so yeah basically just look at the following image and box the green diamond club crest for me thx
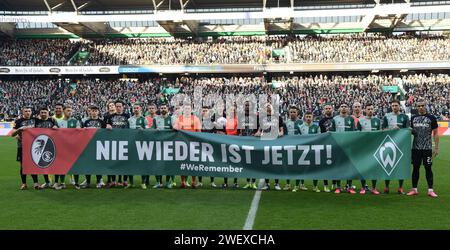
[373,135,404,176]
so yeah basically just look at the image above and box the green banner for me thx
[162,87,180,94]
[22,129,411,180]
[383,86,399,93]
[272,48,285,57]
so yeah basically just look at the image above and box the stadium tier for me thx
[1,73,448,125]
[1,34,449,66]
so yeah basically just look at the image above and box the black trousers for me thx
[411,149,433,189]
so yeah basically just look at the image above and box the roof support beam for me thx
[4,4,448,22]
[70,0,78,12]
[43,0,51,12]
[54,21,109,37]
[184,20,198,36]
[263,0,267,10]
[52,3,65,11]
[179,0,190,10]
[153,0,166,13]
[43,0,65,13]
[77,2,90,11]
[0,23,15,37]
[290,0,294,9]
[157,20,177,35]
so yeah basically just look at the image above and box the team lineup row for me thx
[11,98,439,197]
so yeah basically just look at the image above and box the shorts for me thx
[411,149,432,167]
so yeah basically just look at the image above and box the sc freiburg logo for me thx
[31,135,56,169]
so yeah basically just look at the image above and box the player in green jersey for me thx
[296,111,322,193]
[331,103,356,194]
[152,103,176,189]
[127,103,149,189]
[382,100,409,195]
[282,106,302,191]
[55,105,81,190]
[356,103,381,195]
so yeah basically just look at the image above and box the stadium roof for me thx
[1,0,449,38]
[0,0,433,12]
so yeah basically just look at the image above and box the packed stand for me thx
[1,73,448,121]
[0,39,80,66]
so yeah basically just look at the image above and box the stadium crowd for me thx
[1,73,449,121]
[0,39,80,66]
[1,34,449,66]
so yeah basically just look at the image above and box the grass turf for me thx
[0,136,448,229]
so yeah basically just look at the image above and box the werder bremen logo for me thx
[373,135,404,176]
[31,134,56,169]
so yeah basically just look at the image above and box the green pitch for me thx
[0,136,449,229]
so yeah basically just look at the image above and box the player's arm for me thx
[431,116,439,157]
[144,118,149,129]
[382,116,388,130]
[11,119,22,137]
[278,118,284,137]
[433,128,439,157]
[319,120,325,133]
[173,118,180,130]
[195,117,202,132]
[104,116,112,129]
[403,115,410,128]
[254,127,262,137]
[356,121,362,131]
[52,118,59,128]
[151,118,157,129]
[330,119,336,132]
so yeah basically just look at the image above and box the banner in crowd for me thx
[22,129,411,179]
[0,66,119,75]
[118,62,450,74]
[0,62,448,75]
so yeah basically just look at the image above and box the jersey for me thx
[319,116,333,133]
[259,115,284,136]
[239,115,259,136]
[105,113,130,128]
[331,115,355,132]
[299,123,320,135]
[57,118,81,128]
[35,117,59,128]
[173,115,201,132]
[13,117,35,148]
[145,115,156,128]
[128,115,149,129]
[152,115,173,130]
[357,117,381,132]
[283,118,302,135]
[351,114,364,127]
[83,118,106,128]
[411,113,438,150]
[52,115,65,122]
[201,114,216,133]
[382,112,409,129]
